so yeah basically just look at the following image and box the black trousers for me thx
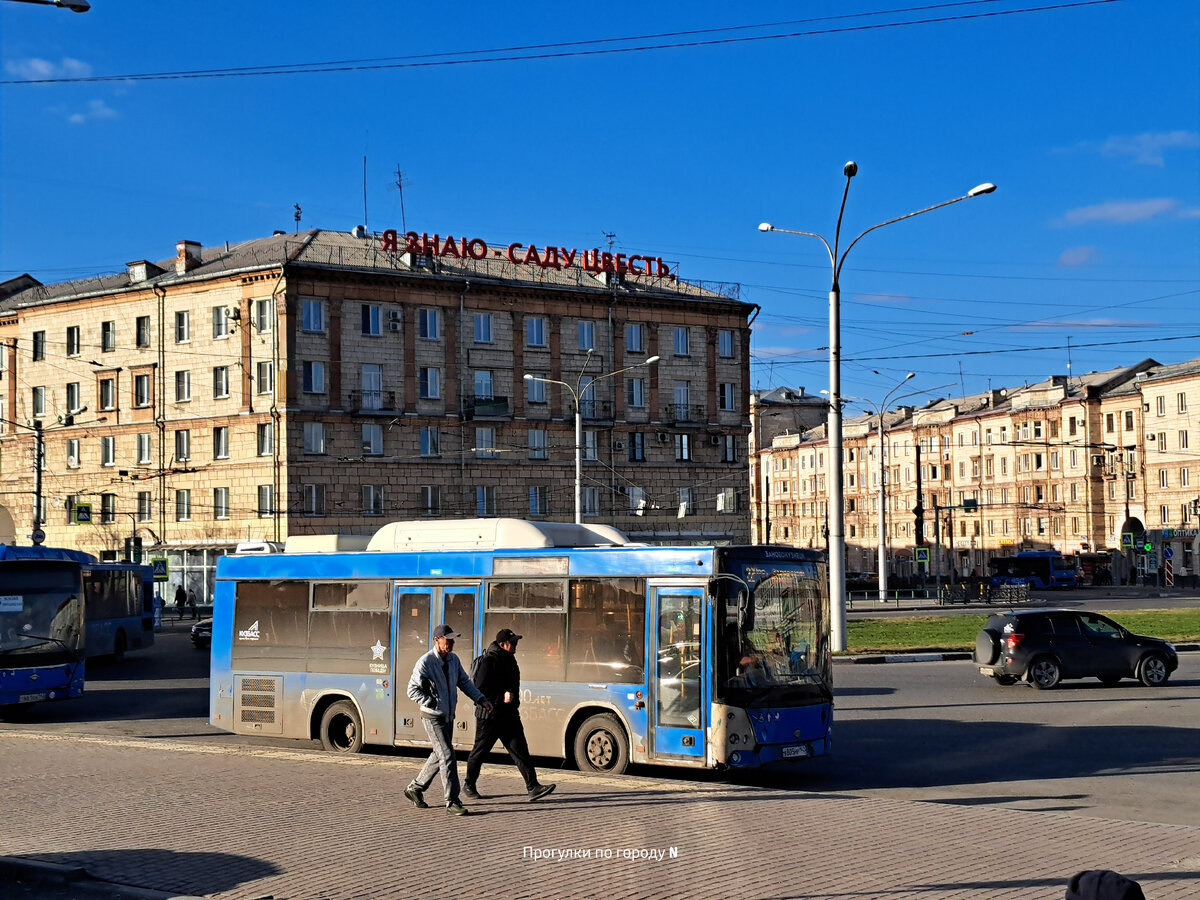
[464,710,538,791]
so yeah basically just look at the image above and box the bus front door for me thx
[438,586,479,750]
[649,586,706,762]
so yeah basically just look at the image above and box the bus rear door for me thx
[648,585,707,763]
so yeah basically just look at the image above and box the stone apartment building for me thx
[752,357,1200,585]
[0,228,754,597]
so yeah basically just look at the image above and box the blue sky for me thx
[2,0,1197,412]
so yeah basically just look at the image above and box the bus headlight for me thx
[730,733,739,744]
[730,751,742,765]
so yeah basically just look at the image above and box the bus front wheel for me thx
[319,700,364,753]
[573,714,629,775]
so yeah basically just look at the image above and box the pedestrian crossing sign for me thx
[150,558,169,581]
[915,547,930,563]
[73,503,92,525]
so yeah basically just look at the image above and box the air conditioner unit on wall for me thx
[709,434,721,446]
[656,432,671,444]
[388,321,402,332]
[613,441,625,450]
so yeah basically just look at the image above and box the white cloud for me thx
[1097,130,1200,167]
[1011,318,1158,331]
[67,99,118,125]
[3,57,92,80]
[856,292,911,305]
[1057,246,1098,267]
[1055,198,1179,226]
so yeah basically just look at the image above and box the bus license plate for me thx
[18,693,47,704]
[781,744,810,759]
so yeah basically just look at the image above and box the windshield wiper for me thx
[0,633,81,659]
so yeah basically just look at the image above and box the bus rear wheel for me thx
[573,714,629,775]
[319,700,364,753]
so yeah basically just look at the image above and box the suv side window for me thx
[1019,614,1051,635]
[1044,613,1080,635]
[1078,613,1122,639]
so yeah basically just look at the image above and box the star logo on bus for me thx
[370,640,387,660]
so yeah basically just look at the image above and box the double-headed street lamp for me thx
[524,356,659,524]
[760,162,995,651]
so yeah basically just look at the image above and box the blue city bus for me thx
[988,550,1078,590]
[0,547,87,712]
[209,519,831,773]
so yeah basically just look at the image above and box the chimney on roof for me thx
[175,240,202,275]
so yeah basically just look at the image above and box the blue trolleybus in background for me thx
[0,547,87,712]
[209,519,831,773]
[988,550,1078,590]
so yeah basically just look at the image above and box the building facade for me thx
[0,229,754,597]
[753,359,1200,586]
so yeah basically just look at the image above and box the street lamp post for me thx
[760,163,995,651]
[524,356,659,524]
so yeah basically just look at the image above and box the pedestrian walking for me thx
[174,585,186,621]
[187,587,199,620]
[404,624,493,816]
[152,592,164,629]
[463,628,556,802]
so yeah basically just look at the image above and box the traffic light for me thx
[124,536,143,563]
[914,510,925,546]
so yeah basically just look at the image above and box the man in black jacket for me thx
[463,628,556,802]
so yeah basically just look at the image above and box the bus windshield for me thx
[716,552,831,707]
[0,565,85,661]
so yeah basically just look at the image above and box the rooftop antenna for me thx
[362,155,369,233]
[1066,336,1074,386]
[603,231,616,253]
[394,166,409,233]
[958,361,967,398]
[293,204,302,231]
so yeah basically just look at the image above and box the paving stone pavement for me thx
[2,732,1197,900]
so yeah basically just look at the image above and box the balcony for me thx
[348,390,399,414]
[662,402,707,424]
[580,399,613,421]
[464,395,511,419]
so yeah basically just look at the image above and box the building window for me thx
[1156,396,1165,417]
[629,486,647,513]
[362,304,381,336]
[420,485,441,516]
[1181,431,1190,450]
[257,423,274,456]
[303,484,326,517]
[625,322,644,353]
[678,487,694,517]
[136,316,151,348]
[213,366,230,399]
[628,432,644,462]
[529,485,549,517]
[420,426,440,457]
[31,386,45,416]
[66,326,80,357]
[476,486,497,517]
[176,490,192,522]
[1160,504,1170,525]
[578,321,595,350]
[302,361,326,394]
[363,484,384,517]
[257,485,274,517]
[362,423,383,456]
[526,374,546,404]
[65,381,80,414]
[474,370,494,400]
[718,382,736,412]
[136,432,151,464]
[528,429,548,460]
[256,361,274,395]
[212,426,229,459]
[718,488,737,514]
[1160,469,1169,488]
[583,430,598,461]
[66,438,80,469]
[1124,410,1135,430]
[174,371,191,402]
[583,486,600,517]
[474,312,492,343]
[175,311,190,343]
[718,329,734,358]
[1178,392,1187,414]
[134,374,151,408]
[212,306,231,339]
[475,426,496,457]
[174,429,190,461]
[1182,468,1191,487]
[301,299,326,333]
[361,364,383,410]
[213,487,230,520]
[100,493,116,524]
[254,298,272,333]
[626,378,645,409]
[418,308,439,340]
[419,367,440,399]
[673,326,690,356]
[1157,432,1167,451]
[32,331,45,361]
[722,434,737,463]
[96,320,115,352]
[96,378,115,411]
[526,316,547,347]
[672,381,690,419]
[303,422,326,454]
[675,433,691,461]
[137,492,152,522]
[1105,413,1114,433]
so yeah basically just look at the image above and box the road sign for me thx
[1121,532,1133,548]
[1163,546,1174,560]
[150,558,169,581]
[74,504,93,525]
[915,547,930,563]
[31,527,46,545]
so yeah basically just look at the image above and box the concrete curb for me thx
[836,644,1199,664]
[0,856,204,900]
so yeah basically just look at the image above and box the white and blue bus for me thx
[209,519,831,773]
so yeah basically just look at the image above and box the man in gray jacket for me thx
[405,624,492,815]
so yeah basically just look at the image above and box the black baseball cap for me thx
[432,624,460,640]
[496,628,523,643]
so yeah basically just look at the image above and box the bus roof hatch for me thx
[366,518,629,552]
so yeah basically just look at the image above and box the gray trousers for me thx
[411,717,459,804]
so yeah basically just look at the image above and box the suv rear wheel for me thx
[1027,655,1062,690]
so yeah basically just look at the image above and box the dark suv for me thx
[974,609,1177,689]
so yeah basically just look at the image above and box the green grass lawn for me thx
[844,608,1200,654]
